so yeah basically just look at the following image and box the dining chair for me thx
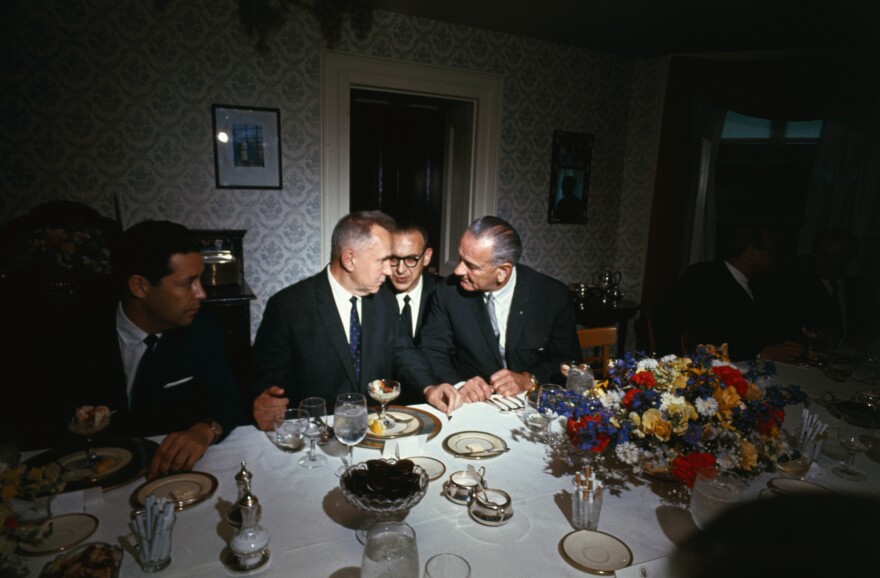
[577,326,617,379]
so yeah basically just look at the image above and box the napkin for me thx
[382,434,427,460]
[50,487,104,516]
[615,556,672,578]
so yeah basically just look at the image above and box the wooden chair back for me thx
[577,326,617,378]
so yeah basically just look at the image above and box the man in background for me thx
[404,216,581,414]
[387,222,442,345]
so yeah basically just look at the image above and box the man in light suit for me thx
[406,216,581,414]
[250,211,402,430]
[77,221,243,479]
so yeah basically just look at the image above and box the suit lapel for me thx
[315,272,358,389]
[474,290,504,368]
[505,269,529,357]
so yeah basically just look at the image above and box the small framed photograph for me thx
[548,130,594,224]
[212,104,282,189]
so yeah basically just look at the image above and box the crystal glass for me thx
[334,393,368,476]
[520,386,560,433]
[424,553,471,578]
[298,398,328,469]
[361,521,419,578]
[832,410,875,481]
[368,379,401,428]
[68,405,112,468]
[274,408,308,453]
[689,466,744,529]
[565,362,595,395]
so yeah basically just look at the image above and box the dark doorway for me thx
[350,89,462,268]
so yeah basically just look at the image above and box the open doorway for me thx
[350,89,471,274]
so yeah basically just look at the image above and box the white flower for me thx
[614,441,642,465]
[716,453,738,470]
[636,358,659,372]
[695,397,718,417]
[710,359,736,369]
[659,392,686,411]
[659,354,678,364]
[600,390,623,409]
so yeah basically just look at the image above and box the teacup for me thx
[468,488,513,526]
[443,467,486,505]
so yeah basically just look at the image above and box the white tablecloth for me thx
[24,363,880,577]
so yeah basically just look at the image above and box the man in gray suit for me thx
[250,211,399,430]
[407,216,581,414]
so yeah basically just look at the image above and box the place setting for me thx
[442,431,509,459]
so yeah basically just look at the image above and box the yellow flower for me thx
[0,484,16,500]
[739,441,758,470]
[640,408,672,442]
[665,402,698,434]
[743,382,762,401]
[713,385,741,412]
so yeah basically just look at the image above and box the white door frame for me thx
[320,50,503,265]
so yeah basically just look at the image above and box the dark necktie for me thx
[130,334,159,409]
[486,294,506,367]
[349,296,362,382]
[401,295,413,339]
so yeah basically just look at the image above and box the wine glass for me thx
[68,405,112,468]
[368,379,401,428]
[334,392,368,476]
[298,398,328,469]
[274,408,308,453]
[832,410,875,481]
[689,466,744,529]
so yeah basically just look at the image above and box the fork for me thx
[484,398,512,413]
[492,395,524,411]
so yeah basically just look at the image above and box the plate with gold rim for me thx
[559,529,633,575]
[19,513,99,555]
[130,471,218,511]
[359,406,442,448]
[442,431,507,459]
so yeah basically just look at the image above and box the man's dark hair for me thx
[112,220,200,290]
[330,211,397,261]
[813,228,860,256]
[468,216,522,266]
[720,224,767,260]
[396,221,430,249]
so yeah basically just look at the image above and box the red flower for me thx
[757,408,786,435]
[630,371,657,389]
[670,452,716,487]
[622,389,639,408]
[566,415,611,453]
[5,515,18,530]
[711,366,749,396]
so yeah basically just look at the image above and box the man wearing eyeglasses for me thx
[387,223,442,345]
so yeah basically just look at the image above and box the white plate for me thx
[559,530,633,575]
[53,447,133,482]
[19,513,98,555]
[130,471,218,511]
[766,477,833,496]
[408,456,446,481]
[367,410,421,438]
[442,431,508,459]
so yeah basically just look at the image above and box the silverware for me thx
[457,447,511,457]
[485,399,511,413]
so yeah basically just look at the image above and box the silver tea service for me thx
[443,466,486,505]
[468,488,513,526]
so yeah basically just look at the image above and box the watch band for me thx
[201,418,221,444]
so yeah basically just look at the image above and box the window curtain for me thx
[641,52,874,317]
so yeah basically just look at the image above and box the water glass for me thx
[424,553,471,578]
[361,521,419,578]
[274,408,308,453]
[298,398,328,468]
[832,410,875,481]
[335,392,368,476]
[565,362,595,395]
[689,466,744,529]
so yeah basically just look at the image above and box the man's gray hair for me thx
[467,216,522,266]
[330,211,397,261]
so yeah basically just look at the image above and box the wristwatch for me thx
[527,372,539,393]
[201,418,222,444]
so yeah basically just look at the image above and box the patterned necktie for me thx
[349,296,362,382]
[401,295,414,339]
[486,293,506,367]
[130,334,159,409]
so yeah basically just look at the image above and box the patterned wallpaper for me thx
[2,0,662,343]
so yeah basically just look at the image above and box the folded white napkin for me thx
[382,434,428,460]
[50,487,103,516]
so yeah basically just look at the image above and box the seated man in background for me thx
[403,216,581,414]
[790,228,874,348]
[251,211,410,429]
[387,222,442,345]
[654,224,802,362]
[72,220,243,478]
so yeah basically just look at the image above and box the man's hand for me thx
[490,369,532,396]
[424,383,464,415]
[147,423,213,480]
[760,341,806,364]
[460,376,493,401]
[253,386,288,431]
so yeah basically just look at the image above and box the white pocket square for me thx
[163,376,194,388]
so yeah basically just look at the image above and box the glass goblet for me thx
[832,410,875,481]
[298,402,328,469]
[334,392,368,476]
[689,466,744,529]
[368,379,401,428]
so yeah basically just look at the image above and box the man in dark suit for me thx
[405,216,581,413]
[387,223,442,344]
[250,211,403,430]
[77,221,243,479]
[655,225,802,361]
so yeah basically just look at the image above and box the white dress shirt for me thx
[327,267,360,344]
[395,275,424,338]
[485,266,518,350]
[724,261,754,301]
[116,302,162,402]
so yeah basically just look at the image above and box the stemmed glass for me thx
[334,392,368,476]
[832,410,875,481]
[689,466,744,529]
[298,397,328,469]
[68,405,112,468]
[368,379,401,428]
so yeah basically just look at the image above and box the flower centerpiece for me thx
[552,345,809,487]
[1,463,66,568]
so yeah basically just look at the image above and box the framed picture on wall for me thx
[212,104,282,189]
[548,130,594,224]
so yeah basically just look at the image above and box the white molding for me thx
[321,50,503,265]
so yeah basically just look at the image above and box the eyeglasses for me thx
[389,249,427,268]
